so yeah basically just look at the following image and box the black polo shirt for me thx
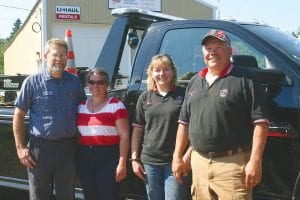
[179,65,269,153]
[133,86,185,164]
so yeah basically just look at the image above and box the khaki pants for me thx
[191,149,252,200]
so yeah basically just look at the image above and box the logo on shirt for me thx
[145,100,152,106]
[43,91,53,96]
[219,89,229,97]
[188,90,197,96]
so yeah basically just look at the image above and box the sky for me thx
[0,0,36,38]
[0,0,299,39]
[207,0,300,33]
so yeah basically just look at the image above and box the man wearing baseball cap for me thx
[201,29,232,47]
[172,29,269,199]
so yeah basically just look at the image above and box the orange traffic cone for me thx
[65,29,77,75]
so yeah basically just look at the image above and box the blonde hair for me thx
[44,38,68,54]
[147,54,178,91]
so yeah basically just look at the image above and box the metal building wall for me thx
[4,0,215,75]
[47,0,114,25]
[162,0,214,19]
[47,0,214,24]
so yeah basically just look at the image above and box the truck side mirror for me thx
[127,30,139,49]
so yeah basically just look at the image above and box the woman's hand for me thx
[132,160,146,181]
[115,162,127,182]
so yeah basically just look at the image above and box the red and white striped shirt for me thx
[77,97,128,146]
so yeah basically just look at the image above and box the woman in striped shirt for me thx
[76,68,129,200]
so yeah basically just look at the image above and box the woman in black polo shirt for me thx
[131,54,189,200]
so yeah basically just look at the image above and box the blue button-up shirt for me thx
[15,70,86,140]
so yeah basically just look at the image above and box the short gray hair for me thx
[44,38,68,54]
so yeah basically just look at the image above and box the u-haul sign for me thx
[56,6,80,20]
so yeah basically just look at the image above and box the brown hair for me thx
[146,54,178,91]
[85,67,110,84]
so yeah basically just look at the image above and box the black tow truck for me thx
[1,8,300,200]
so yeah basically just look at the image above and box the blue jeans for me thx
[144,163,188,200]
[77,145,120,200]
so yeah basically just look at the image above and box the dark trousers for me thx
[77,145,120,200]
[28,136,77,200]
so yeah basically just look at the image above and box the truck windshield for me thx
[243,25,300,64]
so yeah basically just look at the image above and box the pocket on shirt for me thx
[35,93,55,114]
[42,95,54,113]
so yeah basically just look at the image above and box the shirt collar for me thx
[199,62,234,78]
[42,69,69,81]
[153,84,177,93]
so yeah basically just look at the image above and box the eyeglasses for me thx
[87,80,106,85]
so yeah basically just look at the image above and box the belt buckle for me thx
[208,152,217,158]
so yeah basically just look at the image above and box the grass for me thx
[0,126,27,179]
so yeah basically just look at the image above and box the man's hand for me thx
[17,147,36,169]
[172,123,190,184]
[245,159,262,189]
[245,122,268,189]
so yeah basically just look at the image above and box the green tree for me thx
[0,18,22,74]
[9,18,22,40]
[0,39,8,74]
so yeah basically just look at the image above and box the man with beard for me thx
[13,38,86,200]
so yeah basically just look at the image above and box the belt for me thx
[201,144,251,159]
